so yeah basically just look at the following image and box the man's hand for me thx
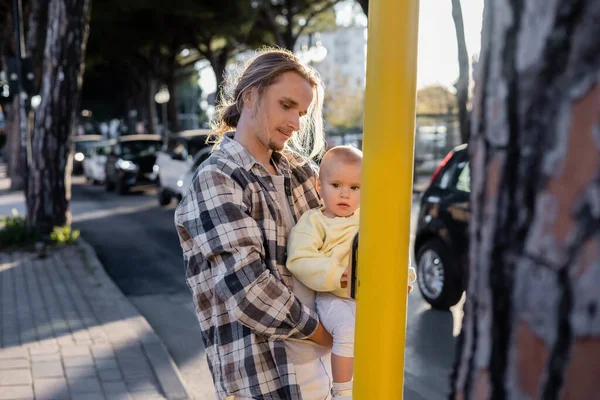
[307,322,333,348]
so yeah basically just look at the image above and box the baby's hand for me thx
[340,267,349,289]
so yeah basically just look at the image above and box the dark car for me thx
[414,144,470,310]
[105,134,163,195]
[71,135,103,175]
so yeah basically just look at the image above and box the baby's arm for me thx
[287,228,347,293]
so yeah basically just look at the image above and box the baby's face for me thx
[319,160,361,218]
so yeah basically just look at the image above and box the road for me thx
[1,175,464,399]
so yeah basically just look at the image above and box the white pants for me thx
[224,356,331,400]
[295,355,332,400]
[316,293,356,358]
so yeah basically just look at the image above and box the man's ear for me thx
[242,89,254,110]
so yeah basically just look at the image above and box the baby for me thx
[287,145,416,399]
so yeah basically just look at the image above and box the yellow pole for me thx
[354,0,419,398]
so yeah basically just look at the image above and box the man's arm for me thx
[175,166,318,341]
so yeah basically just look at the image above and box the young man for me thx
[175,49,333,399]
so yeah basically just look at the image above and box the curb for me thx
[77,238,190,400]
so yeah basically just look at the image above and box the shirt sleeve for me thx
[175,166,318,340]
[286,215,347,293]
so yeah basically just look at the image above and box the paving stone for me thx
[28,344,59,355]
[30,354,61,363]
[101,380,128,394]
[0,369,32,385]
[0,385,34,400]
[32,361,64,378]
[68,377,102,393]
[71,394,107,400]
[33,377,69,400]
[61,345,90,357]
[63,356,94,368]
[98,367,124,382]
[91,345,114,360]
[0,358,29,370]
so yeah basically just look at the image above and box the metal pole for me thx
[353,0,420,398]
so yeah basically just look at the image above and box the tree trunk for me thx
[27,0,91,235]
[5,98,25,190]
[451,1,600,398]
[451,0,469,144]
[146,76,157,135]
[208,46,230,106]
[165,75,179,134]
[25,0,49,92]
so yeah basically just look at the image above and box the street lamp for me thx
[154,87,170,140]
[31,95,41,109]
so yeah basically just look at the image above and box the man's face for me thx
[319,160,361,218]
[251,71,314,152]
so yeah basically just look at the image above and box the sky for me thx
[335,0,485,89]
[414,0,484,89]
[197,0,485,100]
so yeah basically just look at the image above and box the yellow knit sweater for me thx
[287,207,359,299]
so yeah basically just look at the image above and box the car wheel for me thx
[157,185,172,206]
[416,238,463,310]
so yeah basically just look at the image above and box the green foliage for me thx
[49,226,80,246]
[0,210,39,249]
[0,210,80,250]
[416,85,458,115]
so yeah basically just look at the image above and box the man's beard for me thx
[268,137,286,152]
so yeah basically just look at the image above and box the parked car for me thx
[105,134,162,195]
[413,144,470,310]
[83,140,113,184]
[155,129,212,205]
[72,135,103,175]
[178,146,213,198]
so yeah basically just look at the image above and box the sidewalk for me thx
[0,241,189,400]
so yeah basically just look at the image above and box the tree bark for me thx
[145,75,157,135]
[451,1,600,398]
[5,97,24,190]
[208,45,230,106]
[25,0,49,92]
[27,0,91,235]
[165,66,179,134]
[451,0,469,144]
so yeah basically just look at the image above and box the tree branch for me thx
[294,0,339,42]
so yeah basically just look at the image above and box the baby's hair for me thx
[319,145,363,180]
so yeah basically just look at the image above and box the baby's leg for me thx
[316,294,356,397]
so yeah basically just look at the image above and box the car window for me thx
[455,162,470,192]
[172,142,186,159]
[166,138,178,154]
[96,146,109,156]
[439,160,460,189]
[192,150,211,170]
[187,136,209,158]
[120,140,161,159]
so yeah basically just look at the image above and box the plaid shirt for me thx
[174,136,323,400]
